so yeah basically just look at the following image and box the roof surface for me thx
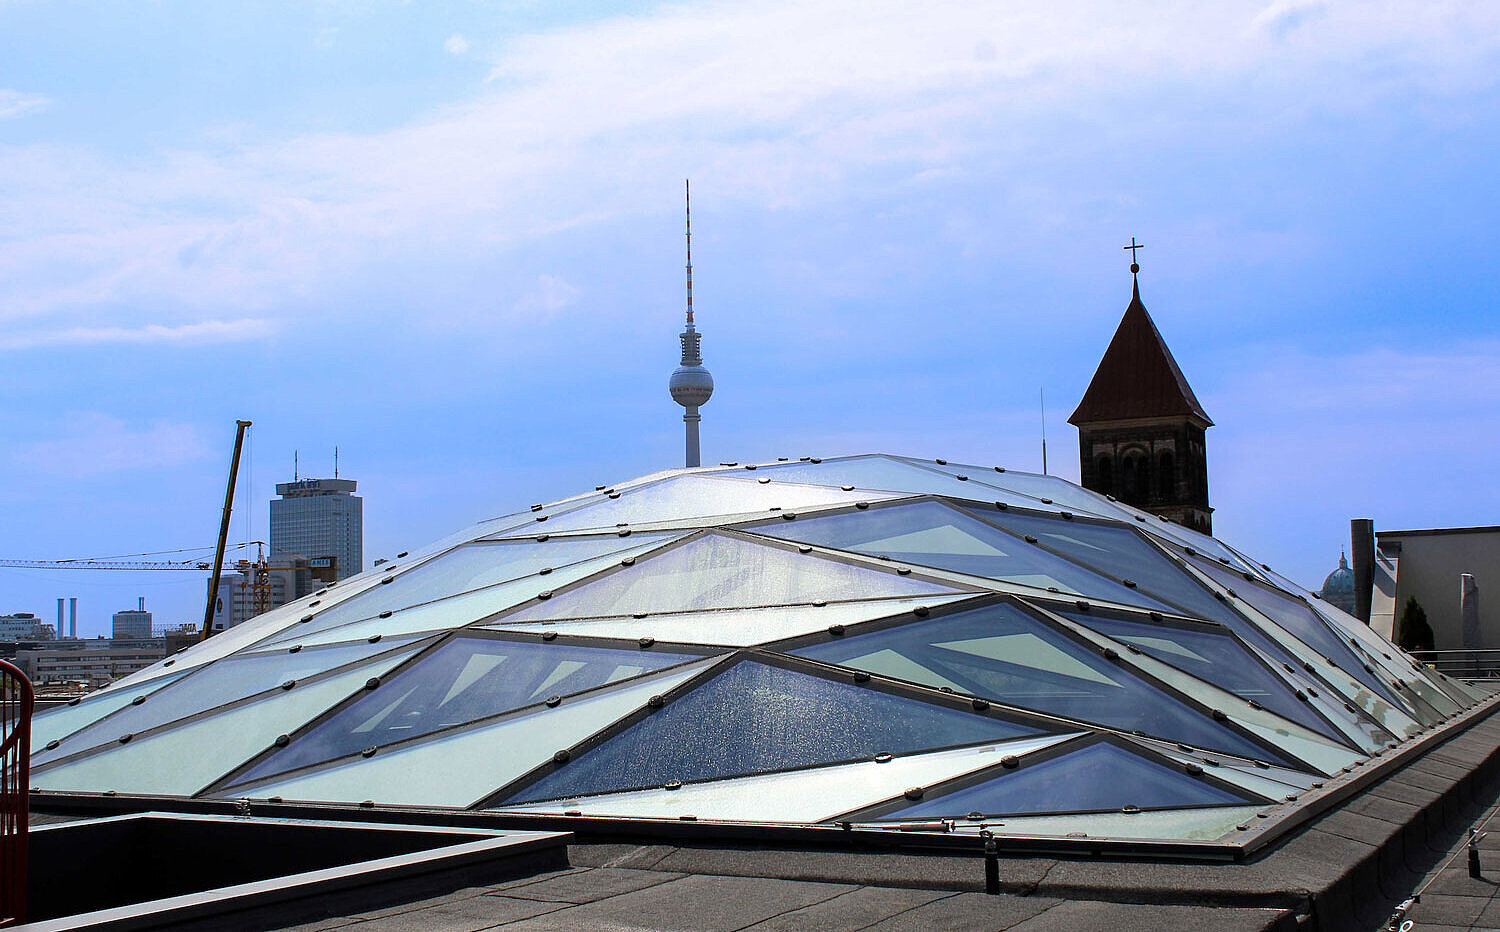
[1068,279,1213,426]
[26,454,1486,852]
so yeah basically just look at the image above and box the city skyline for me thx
[1,1,1497,634]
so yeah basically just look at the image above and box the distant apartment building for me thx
[111,597,153,639]
[270,477,363,582]
[0,612,56,641]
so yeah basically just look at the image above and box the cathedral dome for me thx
[1320,553,1356,615]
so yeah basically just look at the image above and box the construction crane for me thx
[0,557,214,571]
[202,420,252,641]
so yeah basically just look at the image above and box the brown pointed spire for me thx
[1068,278,1212,426]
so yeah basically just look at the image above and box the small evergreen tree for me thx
[1396,596,1434,652]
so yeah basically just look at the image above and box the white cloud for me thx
[444,33,469,56]
[1252,0,1330,36]
[0,89,51,120]
[0,318,274,350]
[0,0,1496,335]
[512,273,580,319]
[315,27,339,49]
[11,415,211,477]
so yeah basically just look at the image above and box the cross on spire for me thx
[1123,237,1144,274]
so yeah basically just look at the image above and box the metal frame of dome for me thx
[28,454,1497,858]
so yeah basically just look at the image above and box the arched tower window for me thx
[1096,455,1113,492]
[1121,453,1142,503]
[1158,452,1174,499]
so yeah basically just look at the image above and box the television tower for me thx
[669,179,714,467]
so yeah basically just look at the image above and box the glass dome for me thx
[29,455,1485,844]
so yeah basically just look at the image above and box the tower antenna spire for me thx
[685,178,694,329]
[668,178,714,467]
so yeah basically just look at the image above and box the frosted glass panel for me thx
[897,457,1124,518]
[756,501,1172,609]
[1191,556,1405,708]
[1155,748,1315,800]
[737,456,1037,507]
[497,533,960,623]
[253,535,680,647]
[225,636,703,786]
[496,734,1076,822]
[32,639,417,767]
[484,594,976,646]
[1056,609,1335,739]
[497,475,902,535]
[32,648,421,796]
[793,602,1288,766]
[31,672,188,748]
[967,507,1244,623]
[235,661,717,808]
[257,537,679,647]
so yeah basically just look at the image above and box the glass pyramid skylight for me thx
[30,455,1485,844]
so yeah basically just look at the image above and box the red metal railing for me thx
[0,660,33,927]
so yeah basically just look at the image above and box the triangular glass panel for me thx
[220,635,708,788]
[494,734,1077,823]
[502,658,1047,804]
[492,475,900,537]
[1189,555,1406,708]
[253,536,679,648]
[958,506,1244,623]
[1052,608,1340,741]
[1153,746,1318,800]
[32,639,426,768]
[251,535,680,648]
[791,602,1291,765]
[729,455,1034,507]
[30,671,190,749]
[892,456,1121,518]
[228,660,719,808]
[864,740,1263,820]
[868,806,1265,841]
[493,532,961,623]
[482,594,977,646]
[751,500,1173,609]
[31,646,423,797]
[1044,611,1365,772]
[1304,596,1469,716]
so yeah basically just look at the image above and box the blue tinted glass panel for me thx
[793,603,1290,766]
[754,501,1172,610]
[225,636,702,787]
[959,506,1242,623]
[878,741,1255,818]
[505,660,1040,803]
[1057,611,1340,740]
[1191,557,1404,706]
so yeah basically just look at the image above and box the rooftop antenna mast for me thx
[1040,388,1048,476]
[334,445,339,479]
[668,179,714,467]
[293,450,298,482]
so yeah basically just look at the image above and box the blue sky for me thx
[1,0,1496,636]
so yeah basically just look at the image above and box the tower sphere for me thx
[670,365,714,408]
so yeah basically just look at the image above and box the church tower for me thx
[1069,245,1213,533]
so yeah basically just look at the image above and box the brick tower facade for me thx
[1069,275,1213,533]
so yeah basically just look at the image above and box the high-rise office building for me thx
[269,477,363,581]
[111,597,153,639]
